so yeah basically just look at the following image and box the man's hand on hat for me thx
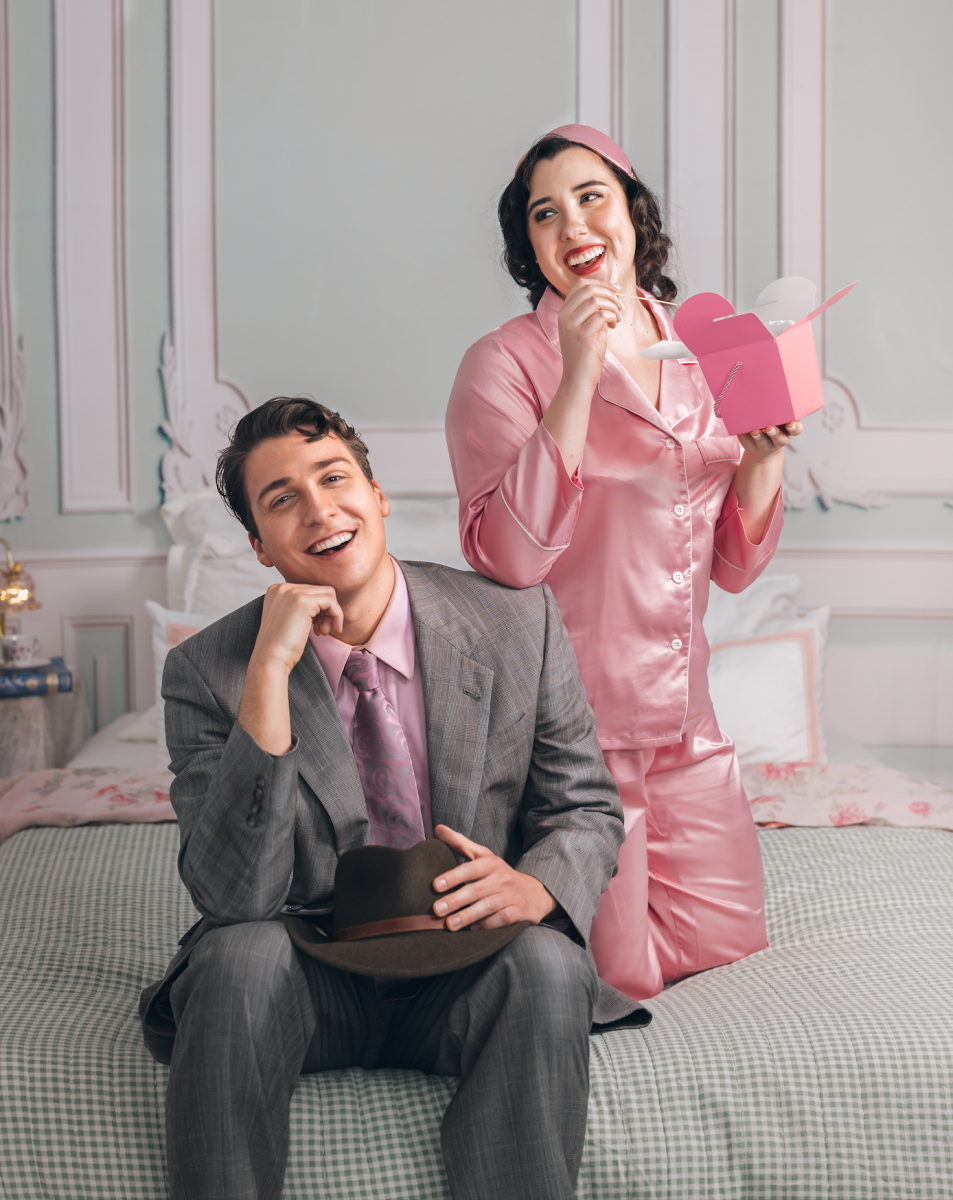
[431,825,557,931]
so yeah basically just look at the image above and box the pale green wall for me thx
[7,0,171,552]
[213,0,576,424]
[5,0,952,554]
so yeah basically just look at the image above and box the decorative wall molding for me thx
[0,0,27,521]
[62,613,134,730]
[770,544,953,619]
[161,0,249,501]
[18,550,165,712]
[778,0,953,509]
[666,0,737,302]
[577,0,625,144]
[21,549,167,568]
[54,0,132,513]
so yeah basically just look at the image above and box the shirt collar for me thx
[309,558,416,692]
[536,285,693,431]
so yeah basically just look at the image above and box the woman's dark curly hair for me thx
[498,135,677,310]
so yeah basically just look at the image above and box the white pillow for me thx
[183,533,282,618]
[114,705,158,743]
[708,606,830,764]
[161,487,238,545]
[161,488,260,612]
[704,574,802,644]
[145,602,217,767]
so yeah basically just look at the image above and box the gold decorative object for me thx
[0,537,41,636]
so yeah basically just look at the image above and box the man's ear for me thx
[372,479,390,519]
[248,530,275,569]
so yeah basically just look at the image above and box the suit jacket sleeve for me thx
[163,645,300,925]
[514,585,624,946]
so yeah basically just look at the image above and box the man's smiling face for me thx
[244,430,391,605]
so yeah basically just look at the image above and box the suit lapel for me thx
[402,563,493,841]
[287,641,369,853]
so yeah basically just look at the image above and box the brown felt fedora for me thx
[285,839,530,979]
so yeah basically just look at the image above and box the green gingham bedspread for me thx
[1,824,952,1198]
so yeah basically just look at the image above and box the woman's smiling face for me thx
[526,145,637,297]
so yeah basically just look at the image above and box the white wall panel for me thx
[667,0,736,300]
[578,0,625,143]
[54,0,131,512]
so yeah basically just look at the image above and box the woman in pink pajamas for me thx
[445,125,801,1002]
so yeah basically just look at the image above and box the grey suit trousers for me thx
[166,921,598,1200]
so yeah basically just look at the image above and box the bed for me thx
[3,820,952,1198]
[3,494,952,1197]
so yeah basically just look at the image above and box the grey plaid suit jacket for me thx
[140,561,633,1060]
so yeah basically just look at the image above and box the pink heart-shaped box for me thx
[673,281,857,435]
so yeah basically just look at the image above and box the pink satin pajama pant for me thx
[589,706,767,1002]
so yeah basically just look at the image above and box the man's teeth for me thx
[309,531,355,555]
[567,246,605,267]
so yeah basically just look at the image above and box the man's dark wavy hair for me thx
[498,135,677,310]
[216,396,373,540]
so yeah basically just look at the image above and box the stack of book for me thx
[0,656,73,698]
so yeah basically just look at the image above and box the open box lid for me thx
[670,277,858,357]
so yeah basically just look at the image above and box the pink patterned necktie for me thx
[343,649,424,849]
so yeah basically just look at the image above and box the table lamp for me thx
[0,537,41,636]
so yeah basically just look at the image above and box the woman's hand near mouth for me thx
[542,277,624,477]
[238,582,344,755]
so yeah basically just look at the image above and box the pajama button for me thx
[673,504,685,516]
[672,571,684,583]
[665,438,676,448]
[671,638,683,650]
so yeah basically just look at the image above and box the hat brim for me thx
[285,916,531,979]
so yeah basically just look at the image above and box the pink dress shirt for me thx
[446,287,783,751]
[308,560,433,837]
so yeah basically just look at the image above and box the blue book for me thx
[0,656,73,698]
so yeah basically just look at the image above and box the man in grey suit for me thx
[140,397,641,1200]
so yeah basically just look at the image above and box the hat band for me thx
[333,913,453,942]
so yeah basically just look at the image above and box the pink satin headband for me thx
[516,124,634,178]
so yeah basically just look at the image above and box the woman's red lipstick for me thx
[564,243,606,277]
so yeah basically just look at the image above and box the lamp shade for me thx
[0,538,41,615]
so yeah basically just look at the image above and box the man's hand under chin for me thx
[431,824,558,931]
[237,582,344,756]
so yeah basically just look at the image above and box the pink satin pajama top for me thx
[445,287,783,751]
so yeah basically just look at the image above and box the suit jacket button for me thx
[250,801,262,816]
[253,787,264,801]
[255,776,265,788]
[246,813,261,828]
